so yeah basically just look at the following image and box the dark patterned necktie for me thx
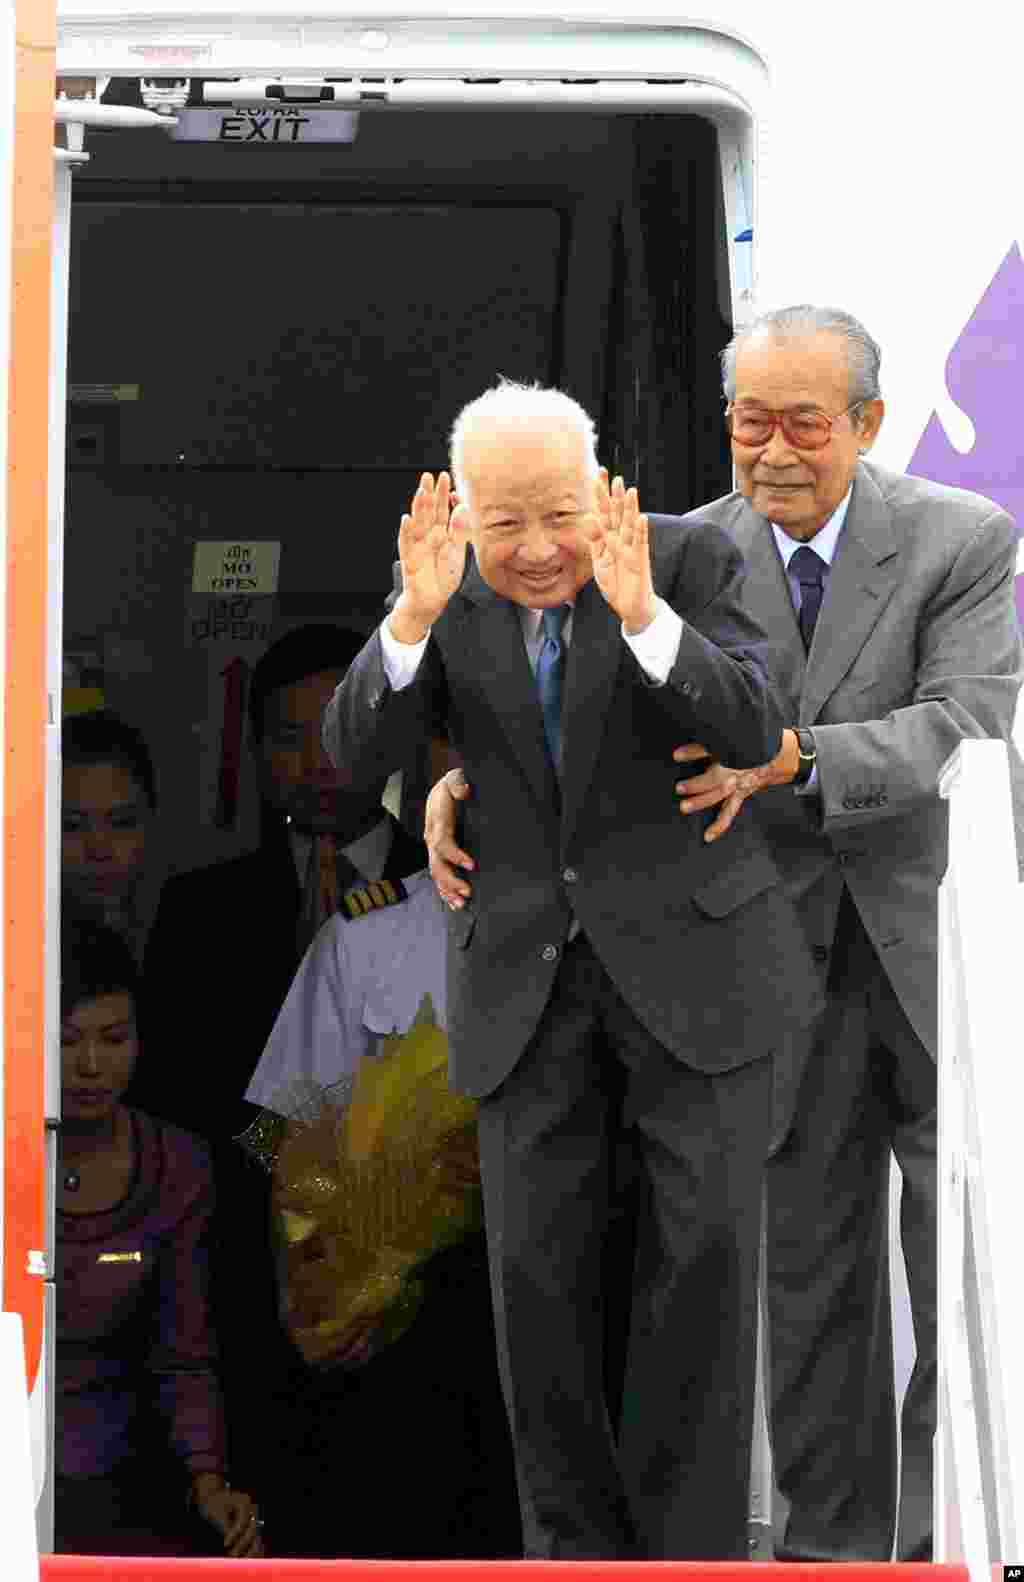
[296,833,363,955]
[789,545,827,652]
[536,605,568,770]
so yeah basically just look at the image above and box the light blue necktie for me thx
[536,605,568,770]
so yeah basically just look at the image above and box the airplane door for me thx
[29,87,180,1552]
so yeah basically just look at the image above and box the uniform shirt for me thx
[245,870,446,1113]
[288,813,394,889]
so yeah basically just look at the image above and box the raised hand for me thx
[584,469,657,634]
[390,472,470,644]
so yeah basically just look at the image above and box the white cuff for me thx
[380,616,430,692]
[621,597,684,686]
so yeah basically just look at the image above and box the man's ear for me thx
[449,501,473,542]
[856,398,885,452]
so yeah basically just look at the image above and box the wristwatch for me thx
[792,727,817,789]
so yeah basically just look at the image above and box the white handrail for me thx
[54,98,176,128]
[0,1314,38,1581]
[936,738,1024,1575]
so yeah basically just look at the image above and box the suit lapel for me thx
[454,556,559,812]
[801,466,902,724]
[560,577,623,853]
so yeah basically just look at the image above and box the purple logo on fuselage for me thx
[908,243,1024,623]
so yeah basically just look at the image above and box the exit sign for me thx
[171,107,359,144]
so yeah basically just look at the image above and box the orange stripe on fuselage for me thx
[3,0,55,1393]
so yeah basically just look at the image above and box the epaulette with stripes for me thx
[341,877,409,920]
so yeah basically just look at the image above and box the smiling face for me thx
[62,760,150,912]
[462,418,596,608]
[730,331,884,541]
[60,991,138,1128]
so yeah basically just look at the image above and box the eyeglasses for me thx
[725,400,864,452]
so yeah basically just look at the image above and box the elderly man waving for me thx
[429,315,1024,1562]
[323,382,818,1561]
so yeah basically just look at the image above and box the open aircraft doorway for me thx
[58,55,757,879]
[44,13,770,1561]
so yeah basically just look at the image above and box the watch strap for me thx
[792,727,817,788]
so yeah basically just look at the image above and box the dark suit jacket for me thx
[325,513,821,1097]
[715,459,1024,1060]
[134,813,427,1140]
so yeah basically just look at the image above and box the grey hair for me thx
[449,380,599,508]
[720,305,882,409]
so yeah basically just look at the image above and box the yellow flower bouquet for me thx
[240,994,481,1365]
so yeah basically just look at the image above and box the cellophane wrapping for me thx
[238,993,481,1363]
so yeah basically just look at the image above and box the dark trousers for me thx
[766,891,937,1562]
[266,1233,522,1560]
[476,934,771,1560]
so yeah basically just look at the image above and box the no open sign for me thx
[192,540,281,595]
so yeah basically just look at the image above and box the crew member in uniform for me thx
[244,870,521,1558]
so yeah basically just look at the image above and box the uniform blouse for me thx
[57,1108,227,1481]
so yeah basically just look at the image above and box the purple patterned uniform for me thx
[57,1109,227,1481]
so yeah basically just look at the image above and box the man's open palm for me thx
[585,469,657,633]
[397,471,469,629]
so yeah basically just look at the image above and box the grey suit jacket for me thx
[325,513,821,1097]
[701,458,1024,1058]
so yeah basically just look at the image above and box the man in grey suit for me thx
[666,306,1023,1562]
[323,383,820,1559]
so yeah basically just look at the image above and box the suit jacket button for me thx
[812,945,829,963]
[541,944,559,962]
[562,868,579,884]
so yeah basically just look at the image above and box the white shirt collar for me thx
[289,814,393,885]
[771,485,853,571]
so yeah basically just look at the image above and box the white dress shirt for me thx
[379,591,685,692]
[770,487,852,610]
[770,487,853,795]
